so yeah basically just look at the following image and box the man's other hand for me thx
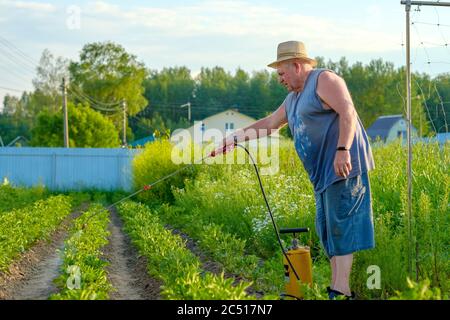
[334,150,352,178]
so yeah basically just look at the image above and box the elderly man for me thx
[214,41,375,299]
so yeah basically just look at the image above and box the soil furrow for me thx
[0,203,88,300]
[104,206,162,300]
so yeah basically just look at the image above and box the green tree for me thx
[248,70,272,117]
[30,102,120,147]
[267,71,288,109]
[0,115,30,146]
[142,66,195,122]
[416,73,450,134]
[2,94,21,116]
[0,49,70,145]
[1,93,32,144]
[194,67,234,119]
[31,49,69,114]
[230,68,251,109]
[132,112,167,140]
[69,42,148,117]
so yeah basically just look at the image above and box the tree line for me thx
[1,41,448,147]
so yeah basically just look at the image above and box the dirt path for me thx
[0,204,87,300]
[104,207,161,300]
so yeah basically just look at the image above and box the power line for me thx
[68,86,121,110]
[0,35,40,67]
[67,87,121,112]
[0,45,36,76]
[0,86,25,93]
[412,20,450,27]
[69,84,122,107]
[0,65,32,84]
[411,10,449,133]
[433,5,450,55]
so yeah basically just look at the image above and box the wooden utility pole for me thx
[62,77,69,148]
[180,102,191,123]
[122,100,127,147]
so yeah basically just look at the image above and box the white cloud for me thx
[0,0,56,13]
[86,0,400,53]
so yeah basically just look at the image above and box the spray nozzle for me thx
[280,227,309,249]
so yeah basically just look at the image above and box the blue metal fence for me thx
[0,147,142,191]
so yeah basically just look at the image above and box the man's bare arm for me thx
[317,71,357,148]
[213,104,288,155]
[317,71,357,177]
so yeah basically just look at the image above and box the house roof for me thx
[128,135,155,147]
[367,115,404,141]
[201,109,256,123]
[436,132,450,144]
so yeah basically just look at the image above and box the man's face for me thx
[277,62,300,92]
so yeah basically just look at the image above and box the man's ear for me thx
[293,61,302,74]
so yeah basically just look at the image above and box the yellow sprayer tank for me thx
[280,228,313,299]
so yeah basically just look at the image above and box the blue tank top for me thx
[284,68,375,194]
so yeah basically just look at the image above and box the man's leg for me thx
[332,254,353,296]
[330,256,337,289]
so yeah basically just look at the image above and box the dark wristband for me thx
[336,146,349,151]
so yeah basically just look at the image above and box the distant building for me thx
[367,115,418,143]
[171,108,279,146]
[418,132,450,146]
[435,132,450,144]
[128,135,155,148]
[0,136,29,147]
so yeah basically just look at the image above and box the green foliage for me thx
[50,204,112,300]
[142,67,195,125]
[134,139,448,299]
[415,73,450,134]
[132,139,199,204]
[0,184,47,213]
[298,262,333,300]
[352,141,449,299]
[116,201,252,300]
[66,192,91,208]
[0,94,32,144]
[0,195,72,271]
[32,48,70,113]
[162,271,252,300]
[0,50,69,144]
[390,278,445,300]
[153,203,283,295]
[198,224,259,275]
[69,41,147,117]
[30,102,120,147]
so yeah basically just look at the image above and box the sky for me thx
[1,0,450,105]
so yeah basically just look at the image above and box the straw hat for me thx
[268,41,317,68]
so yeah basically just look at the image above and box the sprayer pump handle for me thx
[279,227,309,234]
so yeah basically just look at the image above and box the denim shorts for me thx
[314,172,375,258]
